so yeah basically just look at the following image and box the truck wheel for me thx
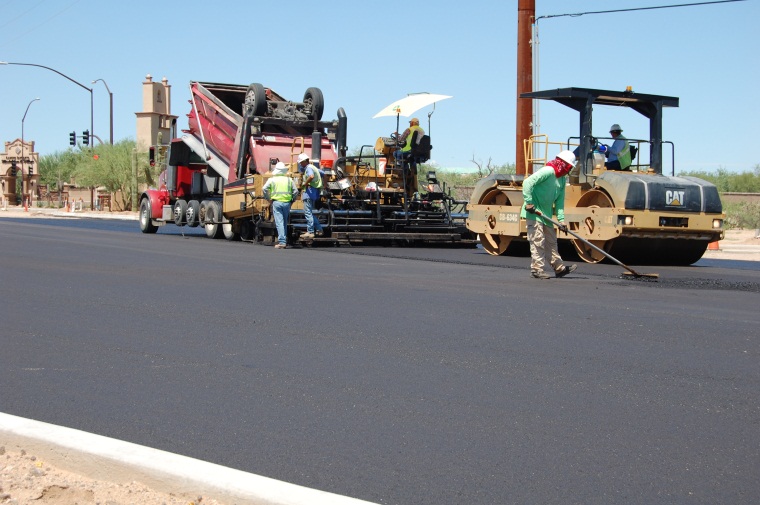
[202,200,224,239]
[173,200,187,226]
[186,200,200,227]
[303,87,324,121]
[139,198,158,234]
[223,221,240,241]
[244,83,267,117]
[240,219,254,241]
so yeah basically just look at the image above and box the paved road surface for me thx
[1,218,758,504]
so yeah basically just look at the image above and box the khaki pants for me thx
[527,220,565,273]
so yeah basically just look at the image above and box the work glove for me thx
[598,144,608,153]
[525,204,536,214]
[558,223,568,235]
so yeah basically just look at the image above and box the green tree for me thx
[73,140,152,211]
[678,165,760,193]
[38,140,154,211]
[38,150,81,193]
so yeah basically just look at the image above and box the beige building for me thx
[136,74,178,149]
[1,139,39,206]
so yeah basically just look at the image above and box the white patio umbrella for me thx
[373,92,452,135]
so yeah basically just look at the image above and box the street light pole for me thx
[0,61,94,145]
[92,78,113,145]
[21,97,40,207]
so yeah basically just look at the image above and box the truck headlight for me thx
[617,215,633,226]
[712,219,723,229]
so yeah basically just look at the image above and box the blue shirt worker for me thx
[297,153,324,239]
[262,162,298,249]
[600,123,632,171]
[521,150,578,279]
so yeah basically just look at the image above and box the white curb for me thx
[0,412,379,505]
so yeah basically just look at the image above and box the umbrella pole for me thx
[427,103,436,137]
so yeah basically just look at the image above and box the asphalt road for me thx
[1,218,759,504]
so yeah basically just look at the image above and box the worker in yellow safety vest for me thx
[394,117,425,164]
[600,123,632,171]
[262,162,298,249]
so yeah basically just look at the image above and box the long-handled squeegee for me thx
[533,210,659,281]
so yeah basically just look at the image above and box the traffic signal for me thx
[82,130,89,146]
[28,166,33,176]
[69,131,76,146]
[10,160,17,176]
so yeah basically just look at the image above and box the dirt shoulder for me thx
[702,228,760,262]
[0,445,226,505]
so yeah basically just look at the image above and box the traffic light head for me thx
[10,160,17,176]
[82,130,89,146]
[69,131,76,146]
[28,166,33,176]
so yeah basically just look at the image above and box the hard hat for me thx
[297,153,309,163]
[410,117,419,125]
[609,124,623,132]
[272,161,288,174]
[556,150,576,166]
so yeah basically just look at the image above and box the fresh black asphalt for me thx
[1,218,758,504]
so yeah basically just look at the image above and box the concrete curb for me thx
[0,412,379,505]
[0,208,138,220]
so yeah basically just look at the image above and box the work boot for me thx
[555,264,577,278]
[531,270,551,280]
[274,243,287,249]
[301,232,314,240]
[315,230,324,237]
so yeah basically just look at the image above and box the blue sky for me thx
[1,0,757,173]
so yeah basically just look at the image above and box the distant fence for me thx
[721,193,760,204]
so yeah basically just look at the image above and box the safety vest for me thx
[616,135,632,170]
[402,125,424,152]
[269,175,294,202]
[305,165,323,189]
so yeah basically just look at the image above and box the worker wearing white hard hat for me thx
[262,161,298,248]
[297,153,324,239]
[520,150,578,279]
[598,123,632,171]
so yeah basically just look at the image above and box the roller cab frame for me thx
[466,87,724,265]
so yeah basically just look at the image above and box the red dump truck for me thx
[138,81,470,245]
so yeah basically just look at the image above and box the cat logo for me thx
[665,189,685,206]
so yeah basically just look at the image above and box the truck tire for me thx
[173,200,187,226]
[223,221,240,241]
[244,83,267,117]
[303,87,324,121]
[186,200,200,227]
[139,198,158,234]
[202,200,224,239]
[240,219,255,241]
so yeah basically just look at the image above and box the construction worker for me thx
[393,117,425,164]
[521,150,578,279]
[600,124,632,171]
[262,161,298,249]
[297,153,324,239]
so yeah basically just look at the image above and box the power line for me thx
[536,0,746,21]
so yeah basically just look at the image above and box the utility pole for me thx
[516,0,535,176]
